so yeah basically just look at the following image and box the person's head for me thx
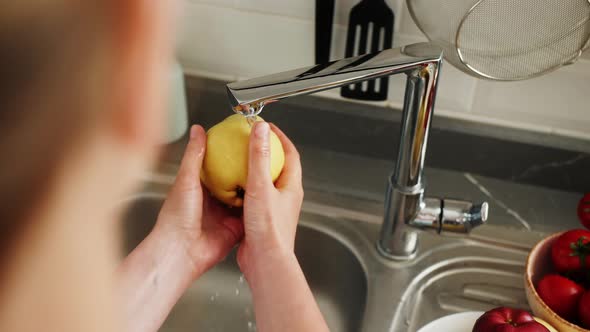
[0,1,179,258]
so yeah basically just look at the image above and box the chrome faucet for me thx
[226,43,489,260]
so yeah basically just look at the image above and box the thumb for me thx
[247,121,273,196]
[174,125,206,192]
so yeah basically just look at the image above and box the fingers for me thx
[197,214,244,275]
[270,124,302,193]
[202,192,220,220]
[247,121,274,195]
[174,125,206,192]
[203,191,242,220]
[219,216,245,245]
[208,215,244,264]
[202,193,244,252]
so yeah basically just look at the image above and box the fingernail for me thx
[190,125,199,139]
[255,122,269,138]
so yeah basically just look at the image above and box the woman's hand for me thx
[235,122,329,332]
[237,121,304,276]
[118,125,244,332]
[155,125,244,280]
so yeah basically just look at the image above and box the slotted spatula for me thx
[341,0,395,101]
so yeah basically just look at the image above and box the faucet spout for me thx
[227,43,443,114]
[226,42,488,261]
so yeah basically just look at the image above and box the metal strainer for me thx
[407,0,590,80]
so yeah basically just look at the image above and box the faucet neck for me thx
[226,43,443,115]
[393,65,440,191]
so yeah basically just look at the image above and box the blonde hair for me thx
[0,1,112,262]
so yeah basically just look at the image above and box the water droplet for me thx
[235,288,240,295]
[247,321,257,331]
[235,102,264,128]
[239,275,245,284]
[210,295,215,301]
[246,115,256,127]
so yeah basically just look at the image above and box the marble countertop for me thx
[297,146,581,234]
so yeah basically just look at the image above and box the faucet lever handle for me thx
[440,199,489,234]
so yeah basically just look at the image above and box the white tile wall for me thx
[237,0,314,20]
[472,60,590,135]
[190,0,235,8]
[178,2,313,80]
[178,0,590,141]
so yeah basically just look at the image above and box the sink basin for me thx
[392,240,531,331]
[121,173,548,332]
[121,194,368,332]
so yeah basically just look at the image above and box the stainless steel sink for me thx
[121,169,549,332]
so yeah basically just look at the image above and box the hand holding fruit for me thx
[154,125,245,280]
[198,115,304,276]
[236,121,305,276]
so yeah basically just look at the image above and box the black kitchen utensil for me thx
[315,0,336,64]
[341,0,394,101]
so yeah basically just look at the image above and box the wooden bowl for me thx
[525,232,589,332]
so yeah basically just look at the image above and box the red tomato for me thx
[537,274,585,321]
[551,229,590,273]
[472,307,549,332]
[579,193,590,230]
[580,291,590,329]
